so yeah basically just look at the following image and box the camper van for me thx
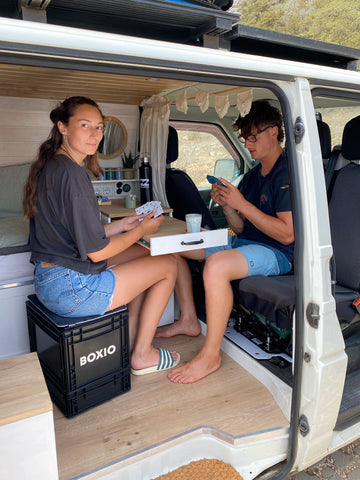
[1,1,360,479]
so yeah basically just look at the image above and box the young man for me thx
[158,99,294,384]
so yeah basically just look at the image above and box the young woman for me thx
[23,96,179,375]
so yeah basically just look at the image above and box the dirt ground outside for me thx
[292,439,360,480]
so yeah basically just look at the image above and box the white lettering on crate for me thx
[79,345,117,366]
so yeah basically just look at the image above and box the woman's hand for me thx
[90,211,164,263]
[120,214,144,232]
[138,210,164,236]
[104,215,144,238]
[104,212,163,238]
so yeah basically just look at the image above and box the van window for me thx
[168,121,242,228]
[169,121,241,189]
[316,105,360,148]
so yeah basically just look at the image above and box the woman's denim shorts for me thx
[34,262,116,317]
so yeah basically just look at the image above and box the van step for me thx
[224,318,292,363]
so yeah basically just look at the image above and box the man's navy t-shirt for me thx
[239,152,294,263]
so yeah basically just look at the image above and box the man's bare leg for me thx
[155,254,201,337]
[168,250,249,383]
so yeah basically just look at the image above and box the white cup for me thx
[185,213,202,233]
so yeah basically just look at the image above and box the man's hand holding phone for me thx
[207,175,227,187]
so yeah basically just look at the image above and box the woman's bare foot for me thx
[155,318,201,338]
[167,351,221,384]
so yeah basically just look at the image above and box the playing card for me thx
[136,201,163,219]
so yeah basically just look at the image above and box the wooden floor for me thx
[53,334,288,480]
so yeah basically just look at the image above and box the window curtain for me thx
[139,95,170,207]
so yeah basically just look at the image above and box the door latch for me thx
[294,116,305,144]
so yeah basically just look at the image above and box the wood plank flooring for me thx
[53,334,288,480]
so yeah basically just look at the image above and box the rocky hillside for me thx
[230,0,360,50]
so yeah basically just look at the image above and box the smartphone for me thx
[207,175,226,187]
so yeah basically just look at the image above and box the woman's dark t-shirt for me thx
[30,155,109,274]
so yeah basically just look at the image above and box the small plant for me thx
[121,151,139,169]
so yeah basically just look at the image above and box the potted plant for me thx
[121,151,139,179]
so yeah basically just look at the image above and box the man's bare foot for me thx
[167,352,221,384]
[155,318,201,338]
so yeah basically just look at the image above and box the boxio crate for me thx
[26,294,130,417]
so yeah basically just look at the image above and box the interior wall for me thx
[98,102,140,170]
[0,96,139,168]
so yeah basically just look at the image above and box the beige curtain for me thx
[139,95,170,207]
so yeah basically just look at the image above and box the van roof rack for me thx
[227,24,360,70]
[1,0,359,69]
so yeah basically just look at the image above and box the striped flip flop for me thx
[131,348,180,376]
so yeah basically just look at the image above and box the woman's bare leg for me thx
[107,244,149,351]
[155,254,202,338]
[127,292,145,352]
[168,249,249,383]
[108,253,178,370]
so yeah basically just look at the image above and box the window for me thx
[316,105,360,148]
[169,121,242,190]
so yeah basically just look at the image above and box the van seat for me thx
[326,115,360,193]
[317,119,331,162]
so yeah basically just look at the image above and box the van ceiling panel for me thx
[0,64,192,104]
[0,63,264,107]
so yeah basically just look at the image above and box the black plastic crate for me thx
[44,366,131,417]
[26,294,130,417]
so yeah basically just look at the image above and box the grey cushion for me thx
[0,163,31,217]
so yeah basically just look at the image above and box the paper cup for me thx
[185,213,202,233]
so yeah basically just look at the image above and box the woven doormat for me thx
[150,458,243,480]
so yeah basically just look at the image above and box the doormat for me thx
[150,458,243,480]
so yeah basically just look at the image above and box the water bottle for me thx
[139,154,153,203]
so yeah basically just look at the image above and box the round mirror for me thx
[98,116,128,159]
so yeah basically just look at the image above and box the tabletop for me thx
[100,198,173,219]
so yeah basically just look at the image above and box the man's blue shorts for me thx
[34,262,115,317]
[205,236,292,277]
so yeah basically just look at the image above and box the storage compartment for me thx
[0,281,34,360]
[26,294,130,417]
[139,216,228,256]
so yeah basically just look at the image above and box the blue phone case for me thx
[207,175,226,186]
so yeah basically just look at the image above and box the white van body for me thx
[0,12,360,480]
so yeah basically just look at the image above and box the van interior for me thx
[1,59,360,479]
[1,3,360,479]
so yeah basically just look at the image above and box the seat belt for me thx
[325,146,340,192]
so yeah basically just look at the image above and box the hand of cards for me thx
[135,201,163,220]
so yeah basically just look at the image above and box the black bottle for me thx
[139,154,153,203]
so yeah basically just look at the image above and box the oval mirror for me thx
[98,116,128,159]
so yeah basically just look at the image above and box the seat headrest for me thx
[342,115,360,160]
[317,120,331,159]
[166,126,179,165]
